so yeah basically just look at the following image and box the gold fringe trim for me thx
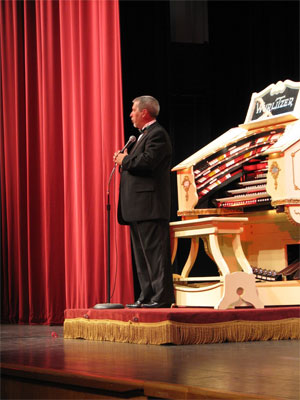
[63,317,300,345]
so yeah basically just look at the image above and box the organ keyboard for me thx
[170,80,300,308]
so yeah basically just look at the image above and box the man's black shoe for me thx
[125,300,143,308]
[142,301,172,308]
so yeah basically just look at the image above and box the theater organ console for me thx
[170,80,300,308]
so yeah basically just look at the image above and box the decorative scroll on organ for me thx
[171,80,300,308]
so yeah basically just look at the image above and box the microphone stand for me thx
[93,164,124,309]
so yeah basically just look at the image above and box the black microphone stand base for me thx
[93,303,124,309]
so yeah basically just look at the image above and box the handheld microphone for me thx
[120,135,136,153]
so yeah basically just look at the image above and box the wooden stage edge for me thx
[1,362,281,400]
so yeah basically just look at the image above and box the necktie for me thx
[137,127,147,141]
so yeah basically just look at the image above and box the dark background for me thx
[119,0,300,290]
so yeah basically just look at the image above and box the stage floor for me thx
[0,324,299,399]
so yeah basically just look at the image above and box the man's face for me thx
[130,101,144,129]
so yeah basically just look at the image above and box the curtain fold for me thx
[0,0,134,324]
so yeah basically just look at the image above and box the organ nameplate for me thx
[242,80,300,128]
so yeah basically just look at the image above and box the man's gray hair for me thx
[133,96,160,118]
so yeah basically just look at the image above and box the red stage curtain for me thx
[0,0,134,324]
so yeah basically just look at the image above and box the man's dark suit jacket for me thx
[118,121,172,224]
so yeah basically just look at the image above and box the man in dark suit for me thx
[114,96,175,308]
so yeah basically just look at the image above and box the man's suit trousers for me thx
[130,219,175,304]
